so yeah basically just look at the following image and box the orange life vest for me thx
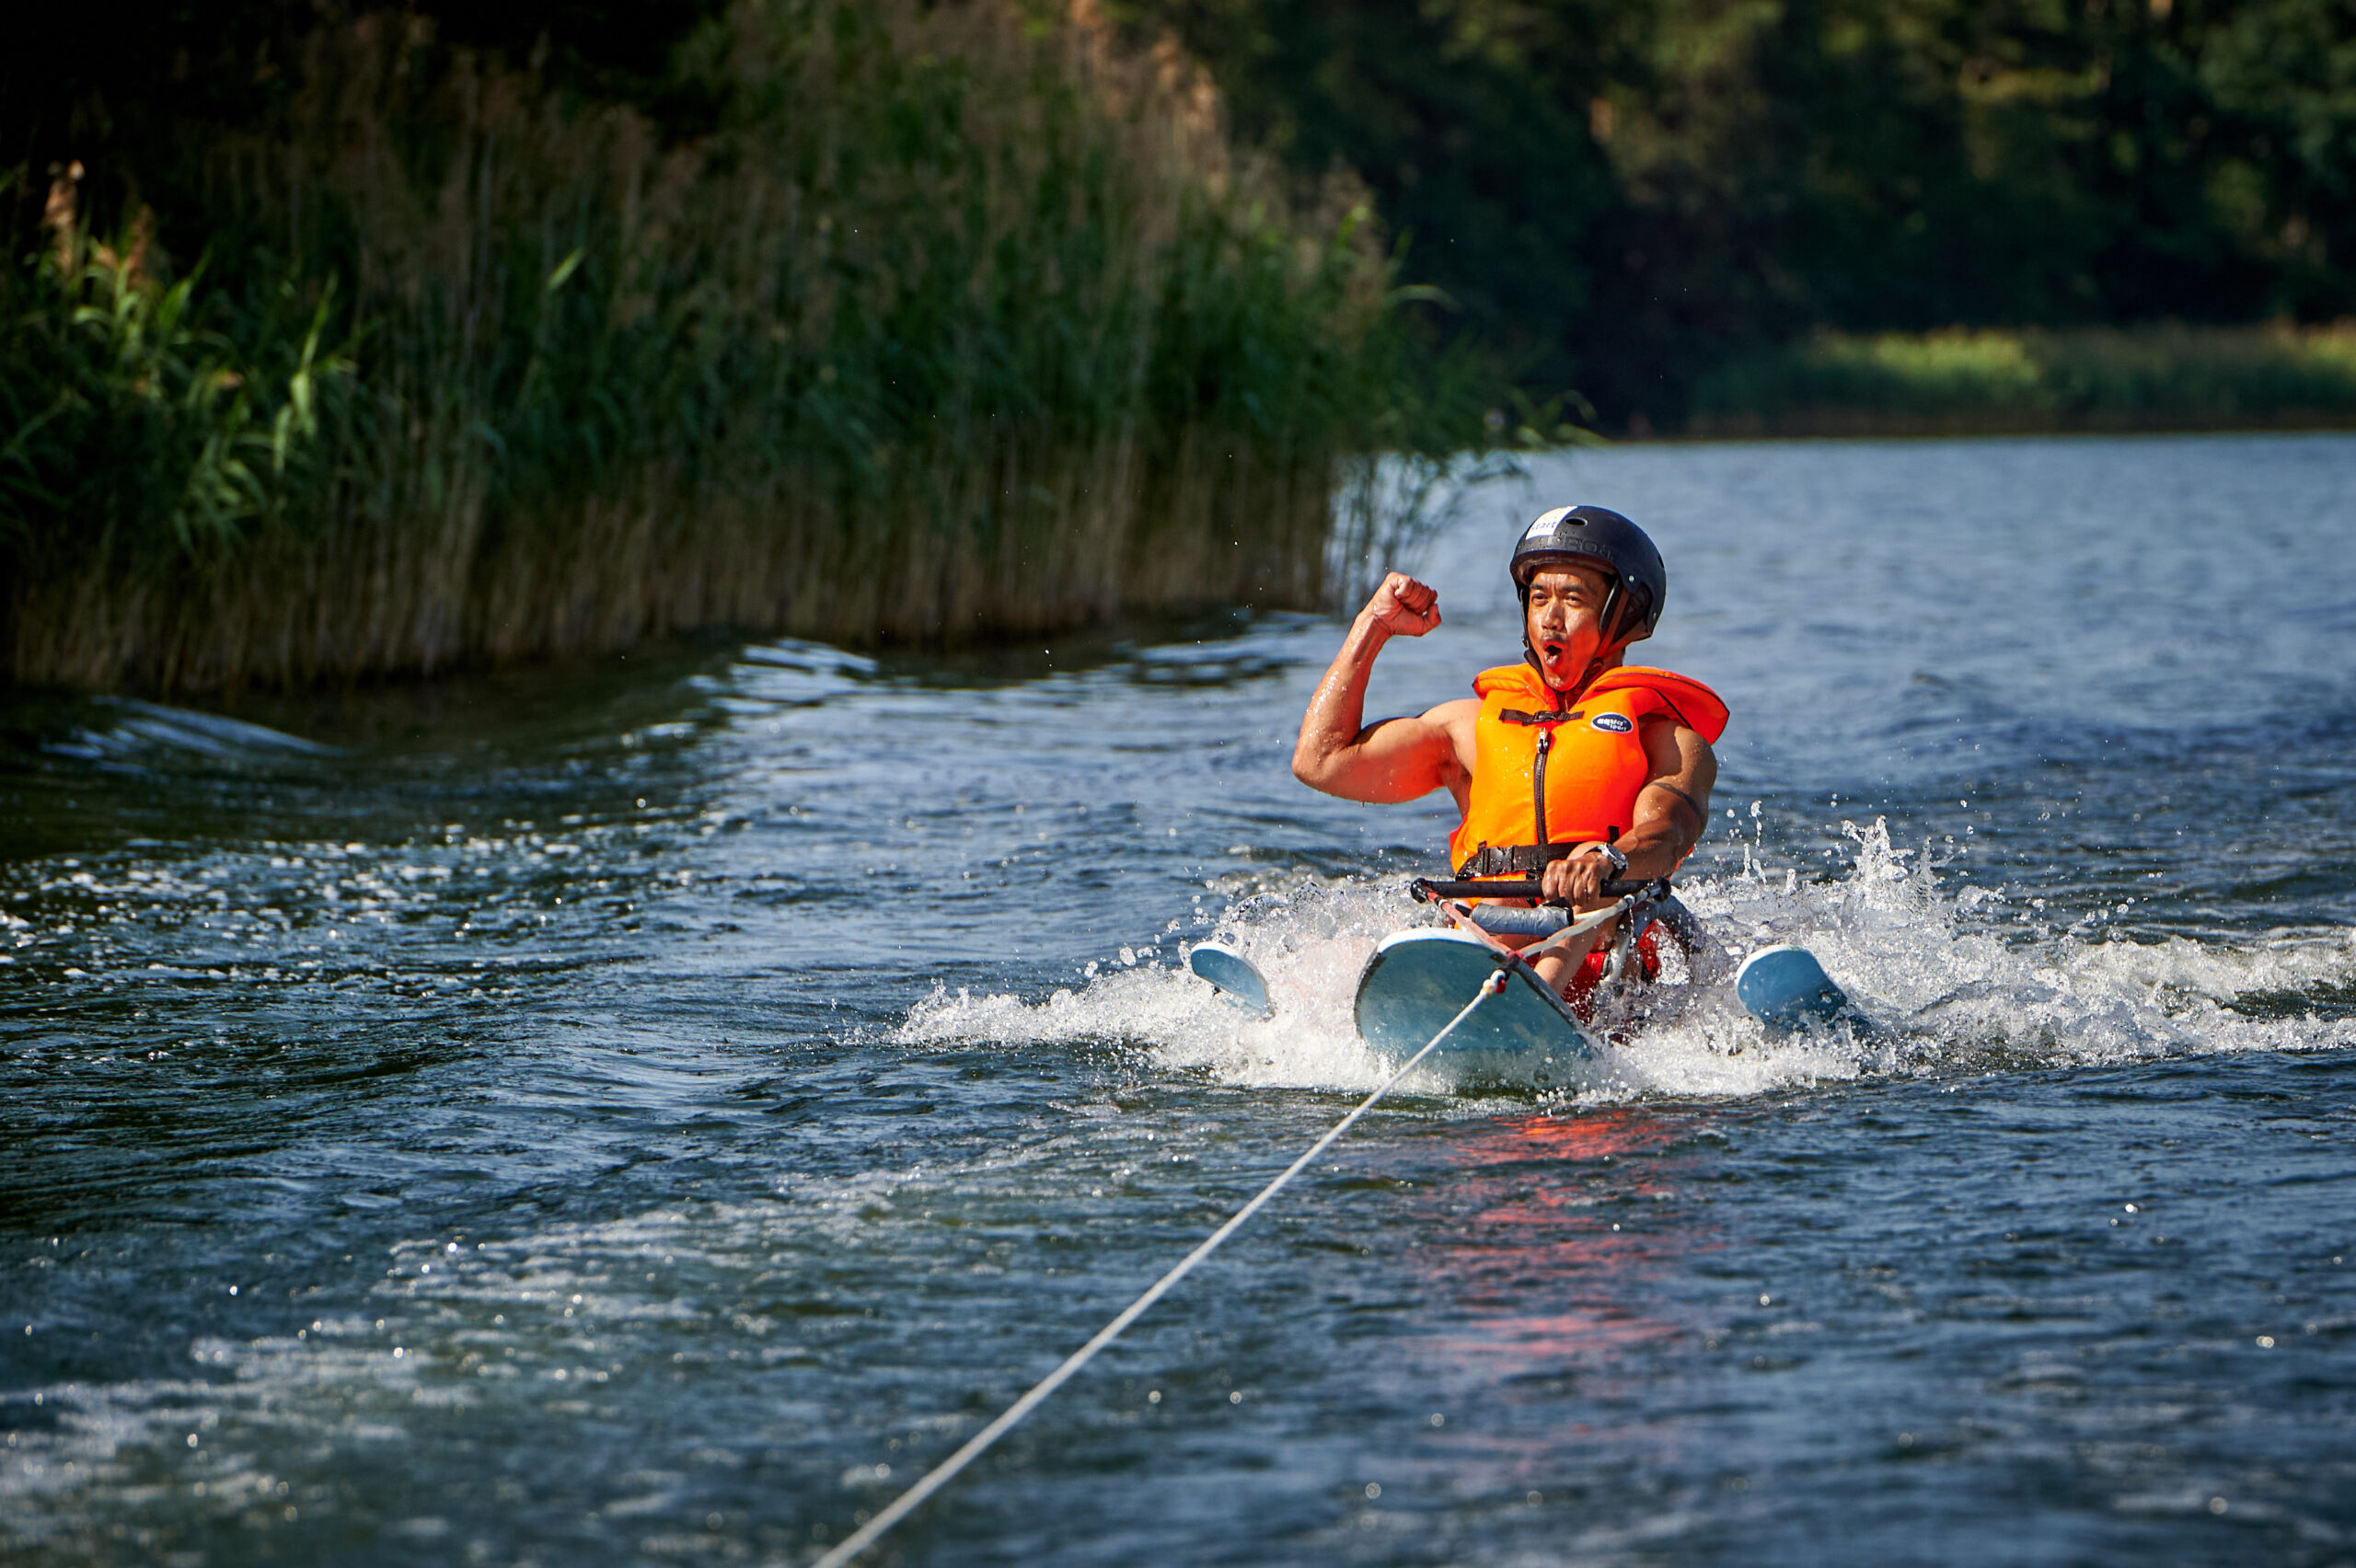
[1447,663,1730,878]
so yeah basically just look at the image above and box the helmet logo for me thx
[1522,507,1573,539]
[1589,712,1634,733]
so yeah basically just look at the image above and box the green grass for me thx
[2,1,1484,693]
[1688,324,2356,437]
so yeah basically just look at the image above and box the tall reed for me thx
[4,1,1460,692]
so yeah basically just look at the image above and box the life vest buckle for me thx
[1454,842,1583,879]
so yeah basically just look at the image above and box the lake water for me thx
[4,433,2353,1565]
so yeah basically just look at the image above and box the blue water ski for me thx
[1353,929,1600,1083]
[1735,944,1853,1031]
[1188,941,1272,1017]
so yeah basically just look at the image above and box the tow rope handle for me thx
[1409,874,1667,905]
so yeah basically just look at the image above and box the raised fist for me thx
[1364,572,1441,638]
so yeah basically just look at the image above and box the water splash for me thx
[895,818,2356,1101]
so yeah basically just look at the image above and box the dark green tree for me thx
[1127,0,2356,426]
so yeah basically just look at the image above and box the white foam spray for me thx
[895,818,2356,1103]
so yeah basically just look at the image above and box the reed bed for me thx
[4,1,1449,693]
[1687,324,2356,439]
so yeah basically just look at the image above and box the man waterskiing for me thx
[1292,505,1728,1004]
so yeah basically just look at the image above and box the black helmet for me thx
[1509,503,1667,645]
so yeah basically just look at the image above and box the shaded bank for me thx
[1126,0,2356,432]
[1686,323,2356,439]
[2,2,1478,696]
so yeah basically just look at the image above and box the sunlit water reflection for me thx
[5,433,2353,1565]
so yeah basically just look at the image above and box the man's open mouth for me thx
[1543,641,1564,660]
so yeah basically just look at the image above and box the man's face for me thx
[1523,562,1615,689]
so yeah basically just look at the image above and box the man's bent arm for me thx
[1621,722,1717,877]
[1293,573,1461,803]
[1542,721,1717,904]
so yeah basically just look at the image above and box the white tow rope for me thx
[810,963,1510,1568]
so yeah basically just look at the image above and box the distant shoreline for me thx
[1674,323,2356,442]
[1675,409,2356,441]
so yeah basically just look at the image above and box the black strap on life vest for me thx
[1454,837,1621,879]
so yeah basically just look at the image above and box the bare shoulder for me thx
[1424,697,1479,744]
[1423,696,1479,729]
[1639,715,1717,783]
[1424,697,1480,778]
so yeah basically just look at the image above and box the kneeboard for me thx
[1735,944,1852,1031]
[1354,929,1600,1078]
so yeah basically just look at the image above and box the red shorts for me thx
[1560,925,1663,1020]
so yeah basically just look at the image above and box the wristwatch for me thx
[1591,843,1629,876]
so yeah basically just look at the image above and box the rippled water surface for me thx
[5,434,2354,1565]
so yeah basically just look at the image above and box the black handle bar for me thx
[1410,875,1665,906]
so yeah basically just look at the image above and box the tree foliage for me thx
[1124,0,2356,423]
[9,0,2350,438]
